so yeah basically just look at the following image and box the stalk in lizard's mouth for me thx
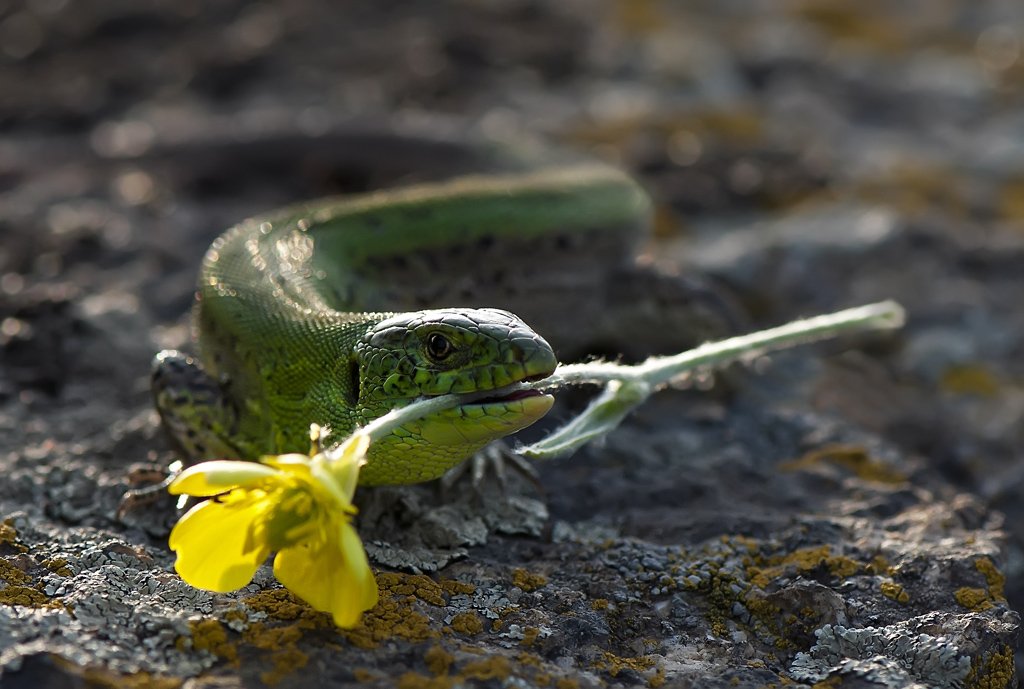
[470,388,546,404]
[449,374,551,406]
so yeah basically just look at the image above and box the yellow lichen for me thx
[975,557,1007,602]
[596,651,657,678]
[42,558,72,577]
[555,679,581,689]
[96,672,182,689]
[223,608,248,627]
[999,176,1024,222]
[591,598,610,611]
[448,612,484,635]
[613,0,664,35]
[955,587,993,612]
[244,621,303,650]
[812,677,844,689]
[0,519,19,548]
[965,643,1015,689]
[0,557,32,585]
[941,364,1001,397]
[728,535,760,554]
[440,579,476,596]
[849,162,968,217]
[397,671,453,689]
[460,656,512,681]
[188,618,238,664]
[242,588,325,624]
[779,444,907,484]
[793,2,906,52]
[565,108,763,163]
[383,573,446,606]
[225,617,309,685]
[682,563,745,637]
[879,581,910,604]
[744,594,783,635]
[424,644,454,676]
[55,658,183,689]
[0,585,48,607]
[953,558,1007,613]
[866,554,894,576]
[343,582,438,649]
[352,668,377,683]
[344,601,436,647]
[404,651,521,687]
[511,568,548,592]
[515,652,541,668]
[261,647,309,686]
[747,545,860,589]
[520,627,541,647]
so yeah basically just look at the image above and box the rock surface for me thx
[1,0,1022,687]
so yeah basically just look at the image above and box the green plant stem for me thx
[333,300,905,462]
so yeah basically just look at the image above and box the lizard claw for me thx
[116,461,184,521]
[439,441,544,501]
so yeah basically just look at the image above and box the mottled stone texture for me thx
[1,0,1022,687]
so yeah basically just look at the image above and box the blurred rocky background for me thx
[1,0,1023,687]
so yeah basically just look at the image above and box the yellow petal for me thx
[327,432,370,500]
[168,460,279,496]
[306,432,368,508]
[169,495,271,592]
[261,453,314,471]
[273,522,378,628]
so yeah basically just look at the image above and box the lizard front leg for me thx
[150,350,247,462]
[120,350,246,517]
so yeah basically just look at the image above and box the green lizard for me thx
[153,140,733,486]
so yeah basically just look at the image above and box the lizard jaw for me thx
[462,387,547,405]
[453,383,555,435]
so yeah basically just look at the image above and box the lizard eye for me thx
[426,332,453,361]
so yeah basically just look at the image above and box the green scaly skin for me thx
[153,163,651,485]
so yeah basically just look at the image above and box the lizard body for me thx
[154,159,663,485]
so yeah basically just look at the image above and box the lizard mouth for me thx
[464,387,546,406]
[460,387,554,436]
[454,370,552,407]
[458,383,554,433]
[450,376,554,428]
[404,377,555,453]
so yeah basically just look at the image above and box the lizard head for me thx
[350,308,557,484]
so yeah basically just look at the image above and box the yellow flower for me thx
[167,431,378,628]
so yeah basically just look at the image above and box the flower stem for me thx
[520,300,903,458]
[541,299,904,389]
[337,300,905,460]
